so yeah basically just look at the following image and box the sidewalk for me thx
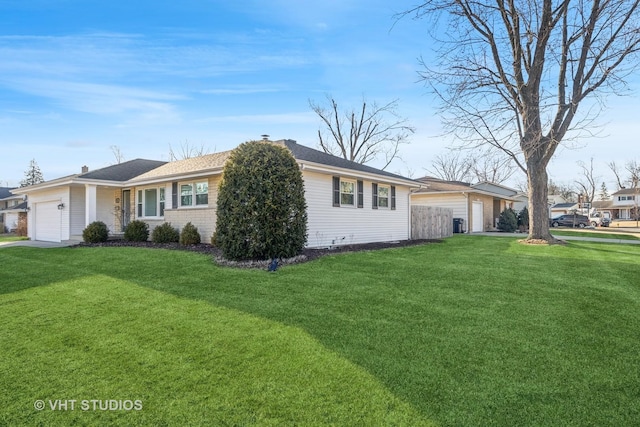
[475,232,640,245]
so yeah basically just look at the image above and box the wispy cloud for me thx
[195,112,316,125]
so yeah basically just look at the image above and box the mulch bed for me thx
[74,238,442,269]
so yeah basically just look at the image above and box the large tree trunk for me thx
[526,155,553,241]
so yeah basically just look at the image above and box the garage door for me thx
[35,201,61,242]
[472,201,483,232]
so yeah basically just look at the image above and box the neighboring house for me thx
[14,140,420,247]
[590,200,614,218]
[550,202,579,217]
[410,177,518,232]
[0,187,26,233]
[610,188,639,220]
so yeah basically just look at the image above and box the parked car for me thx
[549,214,590,228]
[589,213,610,227]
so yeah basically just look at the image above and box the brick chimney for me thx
[81,165,89,173]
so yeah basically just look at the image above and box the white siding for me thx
[303,171,410,248]
[96,188,117,232]
[411,193,468,232]
[28,187,70,241]
[69,186,86,236]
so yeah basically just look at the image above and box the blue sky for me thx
[1,0,638,191]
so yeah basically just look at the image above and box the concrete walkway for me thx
[0,240,78,248]
[475,232,640,245]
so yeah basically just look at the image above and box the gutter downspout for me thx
[462,191,469,233]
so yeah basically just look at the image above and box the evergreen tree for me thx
[598,182,610,201]
[497,208,518,233]
[215,141,307,261]
[20,159,44,187]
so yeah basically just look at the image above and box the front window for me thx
[180,181,209,207]
[340,180,355,206]
[378,185,389,208]
[181,184,193,206]
[196,182,208,205]
[137,187,165,218]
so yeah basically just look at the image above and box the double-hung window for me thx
[372,183,396,210]
[137,187,165,218]
[180,181,209,207]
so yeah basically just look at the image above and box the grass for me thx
[1,236,640,426]
[0,234,28,242]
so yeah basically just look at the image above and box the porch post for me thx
[85,184,97,225]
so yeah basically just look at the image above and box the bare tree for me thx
[169,141,211,161]
[469,150,518,184]
[400,1,640,242]
[310,95,415,170]
[425,151,472,181]
[549,179,575,202]
[110,145,125,164]
[608,161,626,190]
[574,158,598,203]
[625,160,640,188]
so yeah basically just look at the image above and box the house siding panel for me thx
[69,186,86,236]
[303,171,409,248]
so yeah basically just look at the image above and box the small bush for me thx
[518,206,529,229]
[151,222,180,243]
[82,221,109,243]
[180,222,201,245]
[497,208,518,232]
[124,220,149,242]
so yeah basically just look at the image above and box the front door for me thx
[122,190,131,231]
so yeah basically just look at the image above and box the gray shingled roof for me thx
[0,187,17,199]
[281,140,415,182]
[80,159,167,182]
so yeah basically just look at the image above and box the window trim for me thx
[339,178,356,207]
[179,180,209,208]
[136,186,166,219]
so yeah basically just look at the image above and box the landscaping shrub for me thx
[124,220,149,242]
[151,222,180,243]
[82,221,109,243]
[15,213,28,237]
[216,140,307,260]
[497,208,518,232]
[518,206,529,230]
[179,222,201,245]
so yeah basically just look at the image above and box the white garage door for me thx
[35,201,61,242]
[472,201,483,232]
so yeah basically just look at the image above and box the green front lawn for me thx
[0,235,28,242]
[1,236,639,426]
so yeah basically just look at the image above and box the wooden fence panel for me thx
[411,206,453,239]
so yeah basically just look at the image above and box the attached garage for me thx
[34,201,62,242]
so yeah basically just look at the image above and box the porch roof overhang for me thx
[126,166,226,187]
[11,177,127,195]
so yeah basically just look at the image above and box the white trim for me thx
[302,162,419,188]
[339,178,357,208]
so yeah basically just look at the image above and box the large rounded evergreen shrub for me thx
[216,141,308,260]
[82,221,109,243]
